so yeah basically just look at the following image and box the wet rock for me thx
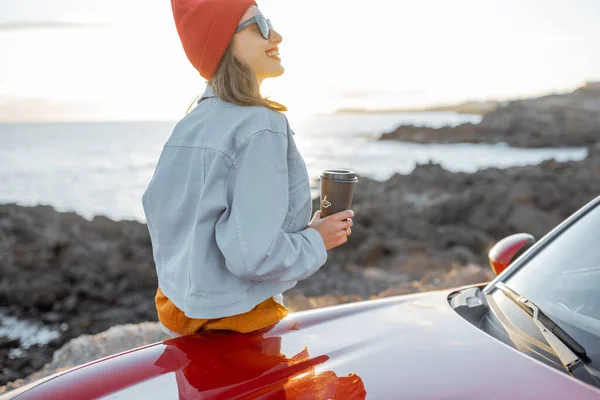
[449,246,478,266]
[0,336,21,349]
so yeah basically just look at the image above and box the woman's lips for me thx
[266,51,280,61]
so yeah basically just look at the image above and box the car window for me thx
[502,202,600,347]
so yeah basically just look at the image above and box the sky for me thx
[0,0,599,122]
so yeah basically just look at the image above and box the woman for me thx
[142,0,355,338]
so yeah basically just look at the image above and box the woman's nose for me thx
[270,29,283,45]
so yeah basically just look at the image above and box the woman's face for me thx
[232,6,284,85]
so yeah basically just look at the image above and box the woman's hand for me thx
[308,209,354,251]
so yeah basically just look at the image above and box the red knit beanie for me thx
[171,0,258,80]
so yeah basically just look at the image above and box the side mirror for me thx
[488,233,535,275]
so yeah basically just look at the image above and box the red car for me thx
[3,196,600,399]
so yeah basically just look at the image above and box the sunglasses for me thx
[235,15,273,40]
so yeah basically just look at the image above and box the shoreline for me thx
[333,101,499,116]
[2,143,589,226]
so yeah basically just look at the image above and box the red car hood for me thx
[6,286,600,399]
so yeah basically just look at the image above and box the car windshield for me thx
[499,202,600,353]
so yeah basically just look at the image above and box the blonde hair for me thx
[186,42,287,114]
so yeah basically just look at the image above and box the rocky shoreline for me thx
[379,82,600,148]
[2,140,600,389]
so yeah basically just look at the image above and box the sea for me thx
[0,111,588,225]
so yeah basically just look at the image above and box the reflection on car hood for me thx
[8,287,600,399]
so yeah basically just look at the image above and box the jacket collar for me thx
[198,84,216,104]
[197,85,294,135]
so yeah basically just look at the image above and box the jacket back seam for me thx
[164,144,235,162]
[231,129,287,163]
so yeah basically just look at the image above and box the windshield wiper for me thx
[495,282,587,374]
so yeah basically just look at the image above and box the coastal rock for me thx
[2,145,600,388]
[0,322,168,393]
[379,82,600,147]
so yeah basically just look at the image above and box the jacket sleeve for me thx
[215,129,328,282]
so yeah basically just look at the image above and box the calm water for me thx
[0,111,588,222]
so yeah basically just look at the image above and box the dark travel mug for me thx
[319,169,358,219]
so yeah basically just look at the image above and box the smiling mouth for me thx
[266,50,281,61]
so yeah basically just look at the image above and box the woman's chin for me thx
[262,69,285,80]
[258,65,285,82]
[270,65,285,77]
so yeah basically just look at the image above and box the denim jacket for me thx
[142,84,327,318]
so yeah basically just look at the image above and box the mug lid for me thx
[320,169,358,182]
